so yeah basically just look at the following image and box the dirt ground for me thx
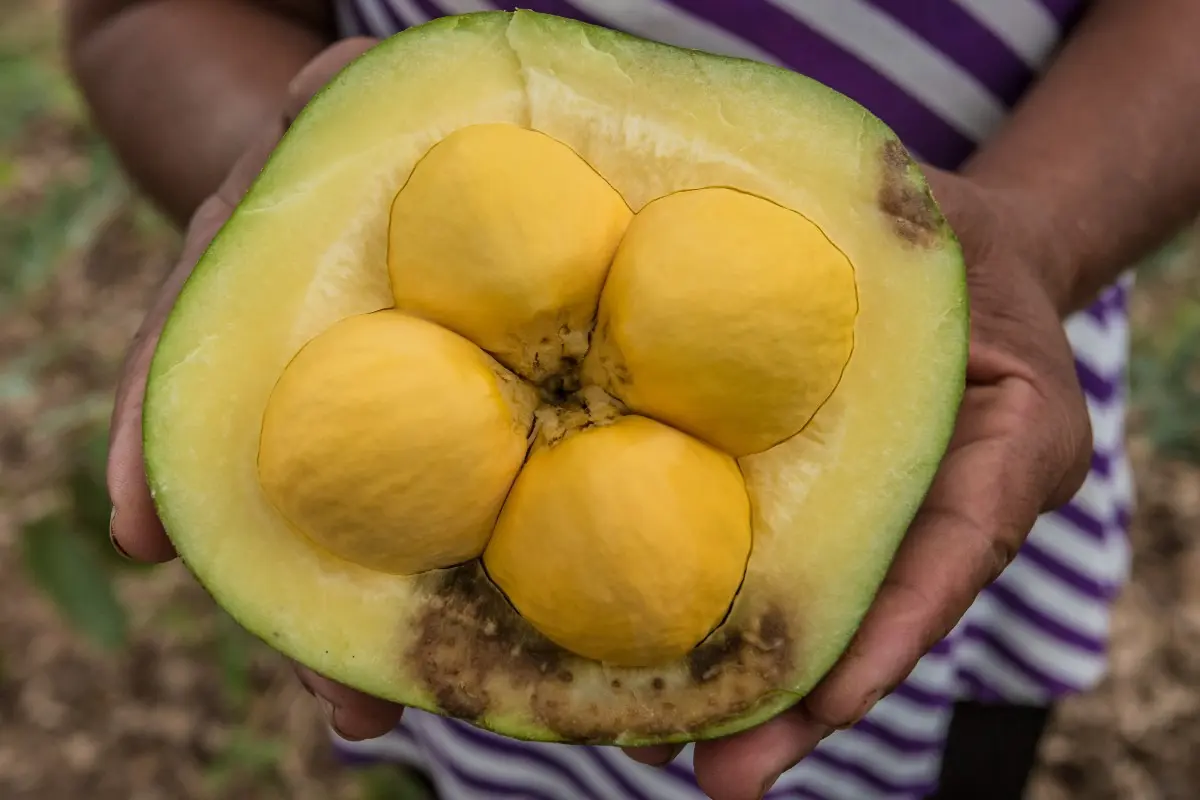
[4,3,1200,799]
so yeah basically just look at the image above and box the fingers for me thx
[685,364,1073,798]
[284,37,379,122]
[692,712,830,800]
[295,664,404,741]
[624,743,684,767]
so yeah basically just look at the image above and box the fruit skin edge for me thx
[139,10,969,747]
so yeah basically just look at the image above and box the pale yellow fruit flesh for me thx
[142,11,968,745]
[483,415,751,666]
[276,126,852,667]
[584,186,858,457]
[258,310,537,574]
[389,122,632,383]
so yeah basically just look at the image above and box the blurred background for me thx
[3,1,1200,798]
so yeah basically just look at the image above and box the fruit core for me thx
[256,123,859,666]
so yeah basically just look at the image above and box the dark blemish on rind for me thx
[757,607,788,650]
[688,605,792,685]
[878,140,942,248]
[410,563,567,722]
[688,631,745,683]
[434,684,488,721]
[881,138,908,171]
[409,568,799,743]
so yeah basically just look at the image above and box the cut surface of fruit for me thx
[143,10,968,746]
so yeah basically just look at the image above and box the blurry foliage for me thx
[356,765,435,800]
[0,0,129,310]
[215,608,260,714]
[0,0,142,653]
[0,142,127,310]
[1130,289,1200,461]
[18,425,132,652]
[0,11,79,140]
[204,728,288,795]
[1125,225,1200,462]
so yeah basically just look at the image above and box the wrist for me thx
[969,176,1081,318]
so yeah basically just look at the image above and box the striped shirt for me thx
[330,2,1133,798]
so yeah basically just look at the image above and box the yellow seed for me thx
[584,187,858,457]
[483,415,751,667]
[258,311,537,574]
[389,123,632,383]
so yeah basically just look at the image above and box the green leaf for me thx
[19,513,129,651]
[0,138,126,309]
[1131,305,1200,463]
[0,53,62,141]
[204,728,285,794]
[215,611,256,712]
[356,765,434,800]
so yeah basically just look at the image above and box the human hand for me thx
[104,35,408,740]
[624,167,1096,800]
[110,58,1095,790]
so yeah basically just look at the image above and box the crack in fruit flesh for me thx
[255,122,859,667]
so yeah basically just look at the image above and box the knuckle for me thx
[989,527,1024,579]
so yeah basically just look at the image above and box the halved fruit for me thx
[142,10,967,745]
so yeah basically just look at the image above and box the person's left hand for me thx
[624,166,1095,800]
[104,35,412,739]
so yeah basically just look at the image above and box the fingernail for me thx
[321,699,368,742]
[109,508,132,559]
[318,697,350,739]
[655,744,684,766]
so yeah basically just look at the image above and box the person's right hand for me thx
[106,35,407,741]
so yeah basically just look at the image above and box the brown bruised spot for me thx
[878,140,942,247]
[532,602,797,742]
[410,562,567,722]
[582,318,632,396]
[408,567,799,744]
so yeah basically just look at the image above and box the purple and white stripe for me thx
[329,2,1128,797]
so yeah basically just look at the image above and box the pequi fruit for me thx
[142,10,968,746]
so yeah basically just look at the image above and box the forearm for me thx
[963,0,1200,315]
[66,0,335,226]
